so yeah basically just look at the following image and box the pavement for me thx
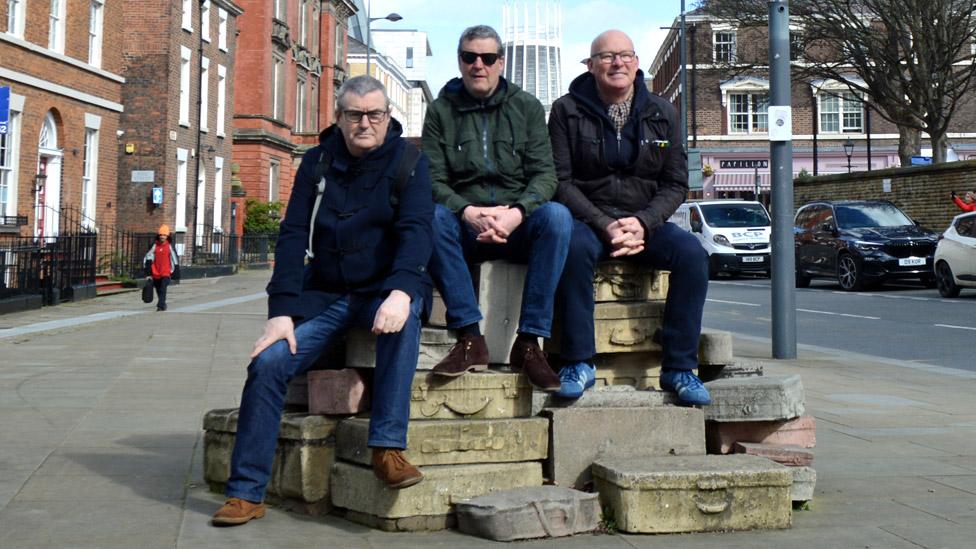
[1,269,975,548]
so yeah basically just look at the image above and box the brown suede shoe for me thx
[509,337,561,392]
[372,448,423,489]
[211,497,266,526]
[431,333,489,377]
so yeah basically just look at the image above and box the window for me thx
[728,92,769,134]
[311,1,319,55]
[296,78,307,132]
[0,108,20,219]
[7,0,26,38]
[406,47,414,69]
[335,21,344,68]
[272,56,285,121]
[81,127,99,226]
[200,57,210,132]
[310,80,319,133]
[269,159,280,202]
[273,0,285,20]
[49,0,67,52]
[216,65,227,136]
[182,0,193,32]
[179,46,192,126]
[213,157,224,231]
[176,149,189,230]
[299,0,308,47]
[714,31,736,63]
[218,8,228,51]
[819,91,863,133]
[201,0,211,42]
[88,1,105,67]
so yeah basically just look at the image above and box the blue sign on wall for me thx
[152,187,164,205]
[0,86,10,135]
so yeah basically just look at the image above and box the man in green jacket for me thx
[421,24,571,391]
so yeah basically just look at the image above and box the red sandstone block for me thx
[732,442,814,467]
[706,415,816,454]
[308,369,370,415]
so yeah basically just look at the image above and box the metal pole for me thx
[366,1,372,76]
[865,105,872,171]
[769,0,796,359]
[690,24,698,147]
[811,92,818,176]
[679,0,688,150]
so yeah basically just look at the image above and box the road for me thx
[703,275,976,372]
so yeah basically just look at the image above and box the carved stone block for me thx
[346,327,454,370]
[593,261,669,302]
[409,371,532,420]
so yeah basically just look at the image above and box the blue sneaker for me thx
[660,369,712,406]
[555,362,596,399]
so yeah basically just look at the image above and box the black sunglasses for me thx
[459,51,500,66]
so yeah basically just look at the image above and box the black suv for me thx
[794,200,939,290]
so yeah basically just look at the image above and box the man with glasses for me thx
[421,25,571,391]
[212,76,434,526]
[548,30,711,405]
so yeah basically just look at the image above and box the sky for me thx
[365,0,687,95]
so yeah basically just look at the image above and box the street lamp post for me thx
[844,138,854,173]
[365,2,402,77]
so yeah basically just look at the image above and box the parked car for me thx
[670,200,771,278]
[794,200,939,291]
[933,211,976,297]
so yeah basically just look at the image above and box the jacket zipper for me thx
[481,108,496,205]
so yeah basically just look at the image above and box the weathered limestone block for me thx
[284,373,309,409]
[346,327,455,370]
[593,261,669,302]
[335,417,549,466]
[790,466,817,502]
[591,352,662,390]
[428,288,448,327]
[547,301,665,355]
[706,415,817,454]
[704,375,805,422]
[593,455,792,534]
[456,486,600,541]
[342,510,455,532]
[699,358,765,383]
[543,406,705,489]
[732,442,814,467]
[330,461,543,520]
[697,329,734,366]
[410,371,532,420]
[307,368,369,415]
[202,409,338,505]
[532,385,679,416]
[474,261,526,365]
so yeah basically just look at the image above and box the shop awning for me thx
[710,172,771,191]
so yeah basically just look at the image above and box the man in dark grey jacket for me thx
[548,30,711,406]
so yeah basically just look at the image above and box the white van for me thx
[670,200,771,278]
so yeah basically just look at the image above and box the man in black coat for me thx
[548,30,711,406]
[212,76,434,527]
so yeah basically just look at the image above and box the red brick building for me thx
[1,0,124,238]
[117,0,242,260]
[232,0,357,225]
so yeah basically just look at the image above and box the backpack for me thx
[306,142,421,259]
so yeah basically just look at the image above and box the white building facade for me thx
[501,0,563,115]
[368,30,433,138]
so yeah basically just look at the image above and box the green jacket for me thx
[421,77,557,216]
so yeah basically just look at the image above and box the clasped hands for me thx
[605,217,645,257]
[462,205,523,244]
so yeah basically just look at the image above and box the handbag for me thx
[142,282,154,303]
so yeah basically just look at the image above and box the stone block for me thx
[704,375,805,422]
[593,261,669,302]
[456,486,599,541]
[474,261,526,365]
[548,301,664,355]
[706,415,817,454]
[330,461,543,520]
[410,371,532,420]
[790,466,817,502]
[284,373,308,409]
[543,406,705,489]
[732,442,814,467]
[428,288,447,327]
[532,385,679,416]
[202,409,338,504]
[346,327,455,370]
[335,417,549,466]
[592,352,662,390]
[697,329,734,366]
[592,455,792,534]
[699,358,765,383]
[307,369,369,415]
[342,510,455,532]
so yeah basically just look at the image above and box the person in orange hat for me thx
[143,224,180,311]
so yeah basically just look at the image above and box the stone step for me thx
[704,375,805,422]
[335,417,549,467]
[409,371,532,420]
[456,486,600,541]
[733,441,814,467]
[790,466,817,503]
[346,326,454,370]
[592,454,793,534]
[706,415,817,454]
[330,461,544,531]
[532,384,679,416]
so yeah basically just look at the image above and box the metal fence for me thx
[0,233,97,304]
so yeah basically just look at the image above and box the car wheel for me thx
[935,261,961,298]
[836,253,864,291]
[795,269,811,288]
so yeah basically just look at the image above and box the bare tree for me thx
[697,0,976,164]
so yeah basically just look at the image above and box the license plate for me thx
[741,255,764,263]
[898,257,926,266]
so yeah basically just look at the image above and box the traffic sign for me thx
[0,86,10,135]
[152,187,164,205]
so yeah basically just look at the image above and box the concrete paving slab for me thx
[0,501,183,548]
[0,445,54,471]
[813,455,975,478]
[894,495,976,522]
[927,475,976,495]
[621,526,923,548]
[14,474,187,502]
[58,430,199,449]
[32,447,192,478]
[878,517,976,549]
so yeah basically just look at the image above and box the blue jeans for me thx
[556,220,708,371]
[429,202,572,338]
[225,293,423,503]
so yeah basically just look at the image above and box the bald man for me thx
[548,30,711,405]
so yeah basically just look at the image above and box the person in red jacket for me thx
[143,224,180,311]
[951,191,976,212]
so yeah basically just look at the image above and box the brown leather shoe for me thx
[509,337,561,392]
[372,448,423,489]
[431,333,489,377]
[211,497,266,526]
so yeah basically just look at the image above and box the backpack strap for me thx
[306,149,332,259]
[390,142,421,206]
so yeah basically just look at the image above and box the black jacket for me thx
[266,119,434,321]
[548,70,688,236]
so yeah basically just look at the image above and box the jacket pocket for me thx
[492,135,526,178]
[444,135,479,176]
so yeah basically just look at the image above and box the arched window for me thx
[39,112,58,150]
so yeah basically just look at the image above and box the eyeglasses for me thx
[591,50,637,64]
[340,109,389,124]
[459,51,501,66]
